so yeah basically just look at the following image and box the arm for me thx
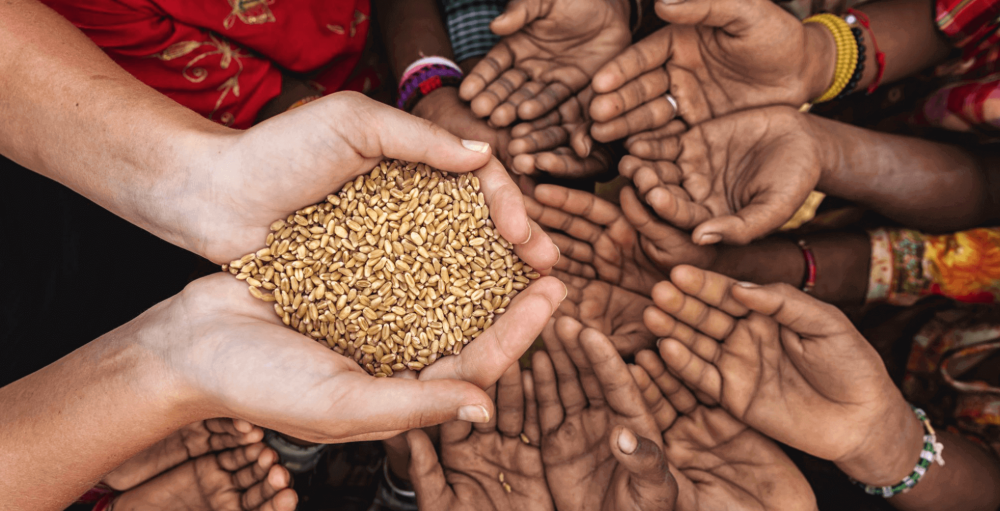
[813,115,997,231]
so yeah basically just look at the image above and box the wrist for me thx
[835,397,926,486]
[411,86,460,120]
[802,22,838,102]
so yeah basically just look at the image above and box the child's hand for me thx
[407,364,554,511]
[631,356,819,511]
[644,265,923,482]
[618,186,717,274]
[533,324,677,510]
[551,271,656,356]
[526,184,667,295]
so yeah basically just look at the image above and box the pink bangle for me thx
[798,239,817,293]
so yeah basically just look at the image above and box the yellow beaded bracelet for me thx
[803,13,858,104]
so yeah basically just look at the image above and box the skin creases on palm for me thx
[440,434,551,510]
[464,0,631,124]
[555,271,655,356]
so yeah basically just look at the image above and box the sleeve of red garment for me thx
[41,0,281,128]
[935,0,1000,51]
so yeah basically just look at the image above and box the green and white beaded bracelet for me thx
[851,406,946,498]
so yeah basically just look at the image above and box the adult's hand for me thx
[619,106,824,245]
[533,321,677,510]
[407,364,554,510]
[644,265,924,483]
[589,0,834,133]
[459,0,631,126]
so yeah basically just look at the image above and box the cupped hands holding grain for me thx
[226,159,565,380]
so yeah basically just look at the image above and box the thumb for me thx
[654,0,762,33]
[610,425,679,510]
[406,430,454,508]
[691,197,794,245]
[364,98,493,173]
[491,0,542,36]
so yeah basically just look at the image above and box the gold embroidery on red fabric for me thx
[151,33,248,125]
[224,0,276,29]
[326,24,346,35]
[349,9,368,37]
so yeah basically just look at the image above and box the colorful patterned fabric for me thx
[42,0,376,128]
[441,0,506,63]
[866,227,1000,305]
[912,0,1000,132]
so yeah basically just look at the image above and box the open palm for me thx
[553,271,655,356]
[461,0,631,126]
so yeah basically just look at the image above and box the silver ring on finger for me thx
[665,93,678,113]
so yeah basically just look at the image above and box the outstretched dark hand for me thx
[590,0,832,134]
[618,106,823,245]
[460,0,631,126]
[551,271,655,356]
[534,322,677,510]
[407,363,553,511]
[631,354,819,511]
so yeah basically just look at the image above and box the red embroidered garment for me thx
[43,0,373,128]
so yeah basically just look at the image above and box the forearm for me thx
[374,0,455,80]
[814,116,994,231]
[712,231,870,306]
[0,0,229,255]
[888,431,1000,511]
[0,319,195,510]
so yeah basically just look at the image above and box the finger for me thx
[490,0,542,35]
[669,265,749,317]
[532,350,565,434]
[591,96,677,143]
[609,426,678,509]
[509,125,569,155]
[579,328,648,420]
[355,96,493,171]
[535,184,623,232]
[512,153,538,175]
[592,27,672,94]
[634,351,698,415]
[624,120,688,147]
[406,429,455,510]
[549,232,596,267]
[476,156,532,245]
[514,218,561,273]
[555,317,605,406]
[730,281,848,341]
[657,338,722,401]
[619,186,689,252]
[626,136,682,162]
[569,121,594,158]
[690,198,795,246]
[522,371,542,444]
[472,68,530,120]
[542,318,589,415]
[240,455,289,509]
[218,443,266,474]
[629,363,678,432]
[632,165,683,199]
[535,148,609,179]
[497,362,526,437]
[511,110,562,139]
[642,306,722,363]
[590,68,670,123]
[653,0,760,32]
[649,279,737,341]
[462,44,515,104]
[519,81,576,121]
[230,445,273,489]
[474,384,499,434]
[421,276,565,389]
[257,487,298,511]
[645,185,713,231]
[666,64,712,126]
[491,81,545,127]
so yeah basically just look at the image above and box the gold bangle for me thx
[803,13,858,104]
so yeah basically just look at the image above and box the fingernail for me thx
[656,338,664,349]
[554,243,561,263]
[520,220,532,245]
[560,282,569,303]
[617,428,638,454]
[698,233,722,245]
[736,281,760,288]
[658,0,683,5]
[457,405,490,423]
[461,139,491,153]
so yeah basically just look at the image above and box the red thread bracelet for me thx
[846,8,886,94]
[798,240,817,293]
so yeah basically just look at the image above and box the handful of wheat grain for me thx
[224,159,539,376]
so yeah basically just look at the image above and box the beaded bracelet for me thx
[851,405,946,498]
[396,56,464,112]
[835,25,866,100]
[803,13,858,103]
[846,8,886,94]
